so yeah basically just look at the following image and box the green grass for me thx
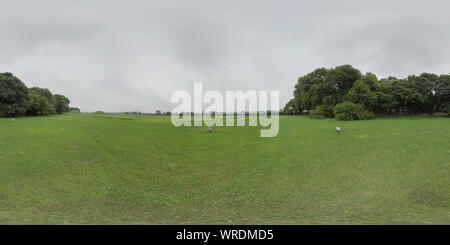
[0,114,449,224]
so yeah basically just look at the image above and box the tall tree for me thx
[54,94,70,114]
[375,80,397,115]
[294,67,328,110]
[0,72,29,117]
[432,74,450,113]
[346,73,378,111]
[285,66,449,118]
[324,64,362,98]
[407,73,435,114]
[28,87,57,114]
[26,91,50,116]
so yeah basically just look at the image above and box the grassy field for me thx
[0,114,448,224]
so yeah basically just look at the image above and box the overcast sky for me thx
[1,0,450,112]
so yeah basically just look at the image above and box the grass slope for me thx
[0,114,449,224]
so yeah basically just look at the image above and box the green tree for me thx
[375,80,397,115]
[286,66,449,118]
[26,91,50,116]
[390,79,422,115]
[294,65,361,114]
[283,98,297,115]
[28,87,57,114]
[0,72,29,117]
[294,67,328,110]
[346,73,378,111]
[324,64,362,99]
[432,74,450,113]
[407,73,435,114]
[54,94,70,114]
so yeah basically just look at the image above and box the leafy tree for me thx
[391,79,424,115]
[324,64,362,99]
[28,87,57,114]
[432,74,450,113]
[294,65,362,118]
[407,73,435,114]
[294,67,328,110]
[0,72,29,117]
[346,73,378,111]
[282,99,294,115]
[26,91,50,116]
[54,94,70,114]
[283,98,301,115]
[0,73,72,118]
[285,65,450,119]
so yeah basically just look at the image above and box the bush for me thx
[309,106,325,119]
[309,105,334,119]
[333,101,375,121]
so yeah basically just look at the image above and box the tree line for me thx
[282,65,450,120]
[0,72,71,117]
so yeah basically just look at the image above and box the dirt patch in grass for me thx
[407,187,448,208]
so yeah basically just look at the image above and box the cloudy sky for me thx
[1,0,450,112]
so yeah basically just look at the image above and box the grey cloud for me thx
[323,16,450,77]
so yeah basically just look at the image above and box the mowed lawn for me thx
[0,114,448,224]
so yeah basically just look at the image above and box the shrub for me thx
[333,101,375,121]
[309,106,326,119]
[309,105,334,119]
